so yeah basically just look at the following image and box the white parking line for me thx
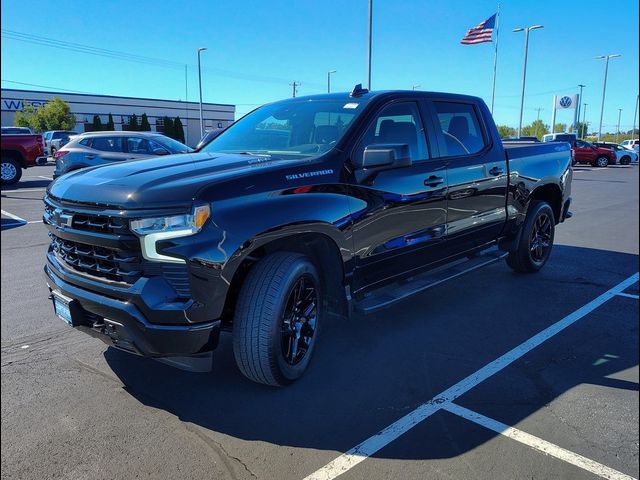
[1,188,47,193]
[1,209,27,223]
[616,292,639,300]
[442,403,637,480]
[303,272,640,480]
[38,175,53,180]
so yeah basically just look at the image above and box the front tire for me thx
[594,156,609,167]
[233,252,323,386]
[1,157,22,185]
[620,155,631,165]
[506,200,555,273]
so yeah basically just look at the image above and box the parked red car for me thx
[1,133,45,185]
[572,139,616,167]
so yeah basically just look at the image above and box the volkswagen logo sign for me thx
[559,96,573,108]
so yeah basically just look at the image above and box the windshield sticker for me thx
[286,169,334,181]
[343,103,359,109]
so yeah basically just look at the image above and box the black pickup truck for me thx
[44,86,572,386]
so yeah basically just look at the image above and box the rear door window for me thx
[89,137,124,152]
[432,102,486,157]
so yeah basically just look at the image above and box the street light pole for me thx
[616,108,622,143]
[513,25,544,138]
[367,0,373,90]
[197,47,207,139]
[595,54,621,141]
[576,84,585,134]
[327,70,336,93]
[633,94,639,142]
[412,85,421,91]
[582,103,588,138]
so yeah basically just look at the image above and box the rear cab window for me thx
[431,101,487,157]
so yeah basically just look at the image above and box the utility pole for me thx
[197,47,207,139]
[412,85,421,91]
[184,64,189,146]
[513,24,544,138]
[327,70,336,93]
[290,81,300,98]
[595,54,621,141]
[535,107,543,138]
[582,103,588,138]
[367,0,373,90]
[616,108,622,143]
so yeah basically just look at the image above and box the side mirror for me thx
[153,148,169,155]
[355,143,411,170]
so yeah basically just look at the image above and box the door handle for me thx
[424,175,444,187]
[489,166,504,176]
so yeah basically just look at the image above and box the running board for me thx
[354,248,508,315]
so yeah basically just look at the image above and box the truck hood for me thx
[47,152,296,209]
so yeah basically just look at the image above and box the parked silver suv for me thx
[53,131,192,178]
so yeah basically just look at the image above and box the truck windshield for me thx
[201,100,364,158]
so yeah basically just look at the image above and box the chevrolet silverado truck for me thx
[44,86,572,386]
[1,133,46,185]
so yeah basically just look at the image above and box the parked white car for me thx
[593,142,638,165]
[620,139,639,153]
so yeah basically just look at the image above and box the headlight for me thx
[130,204,210,263]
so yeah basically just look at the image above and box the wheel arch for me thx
[1,149,26,168]
[220,229,349,326]
[530,183,562,225]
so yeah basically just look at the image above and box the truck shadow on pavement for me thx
[104,245,638,462]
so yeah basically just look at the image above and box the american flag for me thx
[461,14,496,45]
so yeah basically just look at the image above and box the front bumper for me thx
[45,264,220,358]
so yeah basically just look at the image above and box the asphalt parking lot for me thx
[1,164,638,480]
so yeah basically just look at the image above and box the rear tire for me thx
[506,200,555,273]
[594,156,609,167]
[1,157,22,185]
[233,252,323,386]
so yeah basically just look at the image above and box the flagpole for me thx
[490,4,500,114]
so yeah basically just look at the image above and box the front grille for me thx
[45,197,192,298]
[50,234,143,284]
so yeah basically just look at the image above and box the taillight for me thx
[54,150,69,160]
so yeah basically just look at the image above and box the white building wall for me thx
[1,89,235,147]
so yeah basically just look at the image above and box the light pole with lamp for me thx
[327,70,336,93]
[595,54,621,141]
[513,24,544,138]
[197,47,207,139]
[412,85,421,91]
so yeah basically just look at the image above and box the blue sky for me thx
[1,0,638,131]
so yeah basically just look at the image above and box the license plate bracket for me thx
[52,291,76,326]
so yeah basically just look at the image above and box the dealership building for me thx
[1,88,235,147]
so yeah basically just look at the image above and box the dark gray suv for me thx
[53,131,192,178]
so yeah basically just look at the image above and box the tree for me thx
[140,113,151,131]
[496,125,516,139]
[521,119,549,140]
[106,113,115,131]
[92,115,103,131]
[128,114,139,131]
[163,116,175,139]
[553,123,567,133]
[576,121,588,139]
[13,97,75,133]
[173,116,185,143]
